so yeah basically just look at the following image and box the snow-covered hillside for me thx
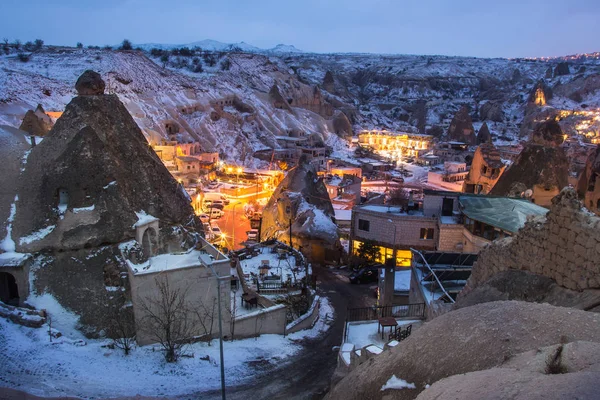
[0,48,346,166]
[1,46,599,165]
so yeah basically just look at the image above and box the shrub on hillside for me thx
[120,39,132,51]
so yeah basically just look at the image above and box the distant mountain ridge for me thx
[135,39,304,54]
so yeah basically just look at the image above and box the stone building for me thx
[463,142,506,194]
[324,174,362,209]
[427,162,469,192]
[358,130,432,161]
[349,190,548,265]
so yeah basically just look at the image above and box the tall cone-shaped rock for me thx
[447,106,476,144]
[476,122,492,144]
[13,71,196,252]
[491,120,568,207]
[261,156,340,262]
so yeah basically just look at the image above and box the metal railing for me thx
[411,248,456,304]
[346,303,425,322]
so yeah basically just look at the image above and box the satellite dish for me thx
[523,189,533,199]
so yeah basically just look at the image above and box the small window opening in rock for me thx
[58,188,69,212]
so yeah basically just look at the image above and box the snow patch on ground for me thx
[381,375,417,391]
[73,205,95,213]
[0,292,335,399]
[25,292,84,340]
[0,195,18,252]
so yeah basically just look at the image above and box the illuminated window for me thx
[420,228,434,240]
[358,219,370,231]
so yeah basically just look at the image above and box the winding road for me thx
[195,267,376,400]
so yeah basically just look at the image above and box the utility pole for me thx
[286,205,292,249]
[206,262,226,400]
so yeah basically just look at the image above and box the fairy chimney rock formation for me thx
[13,71,196,252]
[476,122,492,144]
[447,106,476,144]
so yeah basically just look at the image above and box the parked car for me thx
[208,209,224,219]
[246,229,259,242]
[211,200,224,207]
[198,213,210,223]
[391,177,404,183]
[349,265,381,284]
[211,226,223,239]
[204,203,224,211]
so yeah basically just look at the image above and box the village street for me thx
[195,266,377,400]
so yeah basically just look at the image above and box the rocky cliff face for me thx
[12,75,197,253]
[461,188,600,297]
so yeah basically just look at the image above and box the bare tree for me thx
[138,276,195,362]
[387,188,409,207]
[193,296,217,345]
[107,294,136,356]
[225,292,238,340]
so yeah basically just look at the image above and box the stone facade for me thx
[462,188,600,295]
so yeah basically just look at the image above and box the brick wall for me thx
[462,188,600,295]
[352,209,438,250]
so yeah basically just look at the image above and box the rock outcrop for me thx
[75,70,106,95]
[577,144,600,215]
[269,84,292,112]
[479,101,503,122]
[13,73,197,253]
[461,187,600,297]
[332,111,353,138]
[446,106,476,144]
[491,120,568,206]
[554,62,570,77]
[19,104,53,136]
[323,70,335,93]
[476,122,492,144]
[326,301,600,400]
[260,156,340,263]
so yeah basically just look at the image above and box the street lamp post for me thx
[205,262,226,400]
[387,219,397,266]
[231,202,240,250]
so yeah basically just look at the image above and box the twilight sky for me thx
[1,0,598,58]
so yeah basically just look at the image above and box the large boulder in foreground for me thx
[326,301,600,400]
[12,85,195,252]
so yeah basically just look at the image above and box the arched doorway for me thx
[141,227,158,257]
[0,272,19,306]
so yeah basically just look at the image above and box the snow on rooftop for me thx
[239,246,306,284]
[334,209,352,221]
[127,250,209,275]
[132,210,159,228]
[394,270,412,292]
